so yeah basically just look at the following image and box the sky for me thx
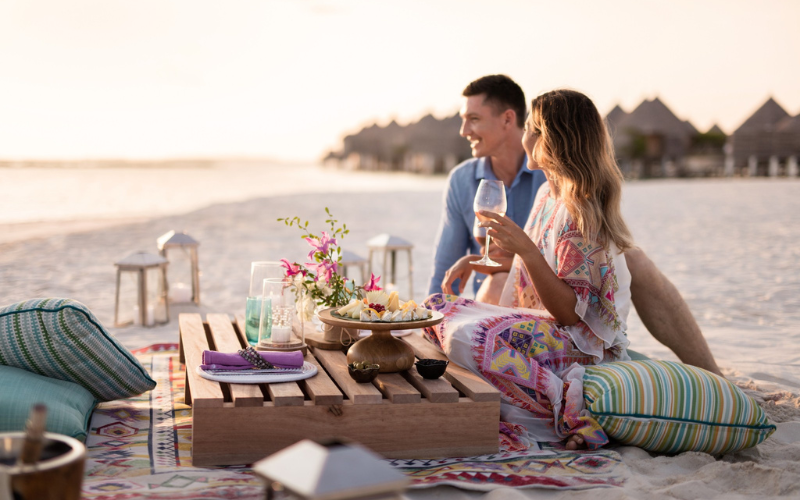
[1,0,798,162]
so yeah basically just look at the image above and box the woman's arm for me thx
[479,210,580,326]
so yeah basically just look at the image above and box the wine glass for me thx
[471,179,507,267]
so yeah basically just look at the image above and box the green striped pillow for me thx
[0,298,156,401]
[583,360,775,454]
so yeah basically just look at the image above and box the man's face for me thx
[459,94,508,158]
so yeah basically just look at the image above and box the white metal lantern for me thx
[114,252,169,327]
[338,250,368,284]
[157,230,200,305]
[253,439,408,500]
[366,234,414,299]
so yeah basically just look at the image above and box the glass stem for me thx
[484,234,491,261]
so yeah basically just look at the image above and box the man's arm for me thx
[427,172,473,296]
[627,248,722,376]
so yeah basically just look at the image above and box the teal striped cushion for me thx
[0,298,156,401]
[583,360,776,454]
[0,365,97,441]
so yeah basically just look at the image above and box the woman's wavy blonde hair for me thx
[530,89,634,252]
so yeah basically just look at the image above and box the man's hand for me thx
[441,255,476,295]
[470,254,513,275]
[442,253,514,295]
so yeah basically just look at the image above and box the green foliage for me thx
[277,209,357,308]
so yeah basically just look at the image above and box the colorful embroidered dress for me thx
[424,182,631,448]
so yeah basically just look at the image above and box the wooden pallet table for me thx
[179,313,501,467]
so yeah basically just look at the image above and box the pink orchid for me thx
[280,258,305,277]
[307,259,338,283]
[304,231,337,260]
[363,273,382,292]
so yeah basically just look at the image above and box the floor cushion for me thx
[0,298,156,401]
[0,364,97,441]
[583,360,776,454]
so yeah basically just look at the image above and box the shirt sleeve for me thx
[427,171,472,296]
[554,213,628,361]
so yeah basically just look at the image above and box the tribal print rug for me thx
[81,344,626,499]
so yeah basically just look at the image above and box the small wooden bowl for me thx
[415,359,448,379]
[348,363,380,383]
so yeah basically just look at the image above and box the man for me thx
[428,74,721,375]
[428,75,545,301]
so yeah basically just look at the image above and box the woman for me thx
[424,89,635,449]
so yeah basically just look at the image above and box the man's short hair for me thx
[462,75,526,129]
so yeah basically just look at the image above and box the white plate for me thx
[197,361,317,384]
[358,329,414,338]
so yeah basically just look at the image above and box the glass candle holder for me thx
[259,277,305,350]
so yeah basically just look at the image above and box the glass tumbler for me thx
[245,261,284,345]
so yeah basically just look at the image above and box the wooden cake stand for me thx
[316,308,444,373]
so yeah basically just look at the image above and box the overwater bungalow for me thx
[326,113,471,174]
[606,97,701,178]
[730,97,800,176]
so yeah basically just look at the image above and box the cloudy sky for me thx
[1,0,798,162]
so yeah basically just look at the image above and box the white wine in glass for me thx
[471,179,507,267]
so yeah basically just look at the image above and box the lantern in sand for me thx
[157,230,200,305]
[253,439,408,500]
[366,234,414,299]
[338,250,368,284]
[113,252,169,327]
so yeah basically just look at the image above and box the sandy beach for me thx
[1,163,799,498]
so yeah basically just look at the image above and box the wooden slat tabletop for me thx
[402,365,459,403]
[374,373,421,404]
[300,351,344,405]
[314,349,383,405]
[206,313,264,407]
[405,332,500,402]
[179,314,225,408]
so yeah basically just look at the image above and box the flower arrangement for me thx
[277,208,382,321]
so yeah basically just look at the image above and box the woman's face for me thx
[522,115,541,171]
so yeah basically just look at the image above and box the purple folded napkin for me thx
[201,349,304,370]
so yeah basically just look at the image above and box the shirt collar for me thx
[475,156,532,183]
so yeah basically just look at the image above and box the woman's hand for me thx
[480,210,580,325]
[478,211,538,259]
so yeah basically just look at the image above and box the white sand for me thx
[1,165,799,498]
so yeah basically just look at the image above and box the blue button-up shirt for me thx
[427,156,547,296]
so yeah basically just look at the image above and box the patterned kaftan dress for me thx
[423,182,632,448]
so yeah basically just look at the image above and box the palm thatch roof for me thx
[733,97,790,135]
[777,114,800,134]
[616,97,695,137]
[605,104,629,135]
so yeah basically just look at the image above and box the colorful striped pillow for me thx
[0,298,156,401]
[583,360,775,454]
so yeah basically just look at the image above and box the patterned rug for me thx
[81,344,626,499]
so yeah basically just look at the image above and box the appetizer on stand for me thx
[318,291,442,373]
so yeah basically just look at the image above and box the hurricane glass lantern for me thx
[257,278,307,355]
[157,230,200,305]
[113,252,169,327]
[253,439,408,500]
